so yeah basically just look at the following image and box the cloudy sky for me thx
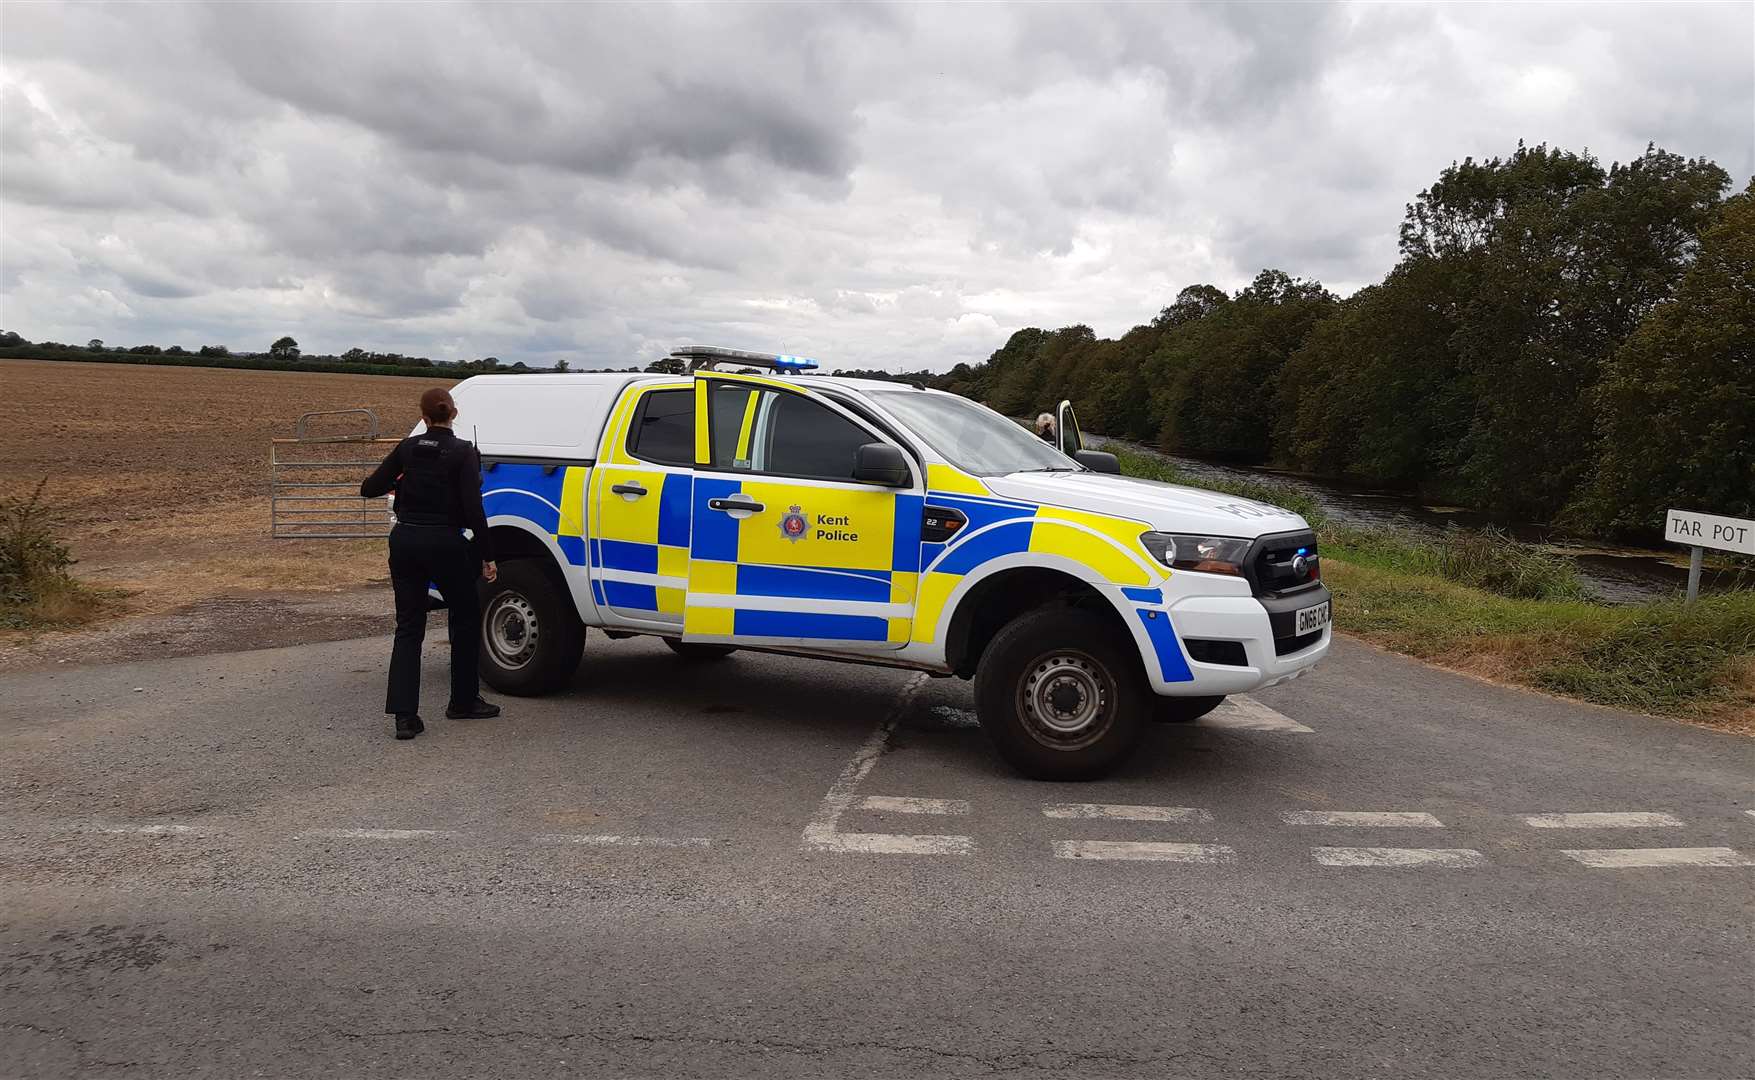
[2,3,1750,372]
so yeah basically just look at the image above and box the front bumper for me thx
[1145,584,1331,696]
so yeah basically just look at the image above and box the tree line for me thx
[0,332,592,377]
[931,144,1752,540]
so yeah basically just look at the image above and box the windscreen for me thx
[870,391,1078,476]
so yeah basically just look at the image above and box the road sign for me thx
[1665,509,1755,556]
[1665,508,1755,604]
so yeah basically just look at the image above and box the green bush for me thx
[1432,527,1587,601]
[0,479,74,607]
[1325,524,1585,601]
[0,479,116,631]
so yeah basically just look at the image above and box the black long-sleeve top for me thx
[361,427,494,562]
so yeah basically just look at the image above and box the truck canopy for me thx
[444,373,646,460]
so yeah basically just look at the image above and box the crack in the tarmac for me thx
[329,1024,1156,1074]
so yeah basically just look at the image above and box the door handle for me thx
[708,497,764,513]
[611,482,647,497]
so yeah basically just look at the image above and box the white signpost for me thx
[1665,509,1755,604]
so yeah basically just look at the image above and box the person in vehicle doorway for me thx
[1034,412,1057,444]
[360,387,501,740]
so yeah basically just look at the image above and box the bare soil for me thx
[1,359,457,668]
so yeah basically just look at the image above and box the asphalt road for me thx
[2,632,1751,1079]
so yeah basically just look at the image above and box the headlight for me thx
[1140,532,1251,576]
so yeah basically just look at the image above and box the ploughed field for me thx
[2,359,448,528]
[0,359,455,619]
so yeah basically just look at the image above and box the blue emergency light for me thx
[672,345,824,374]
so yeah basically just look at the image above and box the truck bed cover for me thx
[444,373,648,460]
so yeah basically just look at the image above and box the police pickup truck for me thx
[439,345,1330,780]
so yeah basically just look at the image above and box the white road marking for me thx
[1561,847,1754,869]
[1312,846,1487,868]
[1281,811,1445,828]
[293,828,460,842]
[1053,840,1236,863]
[1200,696,1314,733]
[1523,812,1685,829]
[1043,803,1213,823]
[1746,810,1755,821]
[801,674,977,856]
[857,795,971,816]
[531,834,714,849]
[814,832,974,856]
[28,822,707,851]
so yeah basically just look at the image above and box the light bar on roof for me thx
[671,344,820,374]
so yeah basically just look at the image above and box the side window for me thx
[627,388,694,466]
[766,392,870,481]
[707,382,878,483]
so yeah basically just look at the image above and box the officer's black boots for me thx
[446,698,501,720]
[394,714,425,740]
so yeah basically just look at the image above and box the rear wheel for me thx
[974,607,1149,780]
[477,558,584,696]
[664,639,737,661]
[1155,695,1225,723]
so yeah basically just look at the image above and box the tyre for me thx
[477,558,585,696]
[1155,695,1224,723]
[664,639,737,661]
[973,607,1150,780]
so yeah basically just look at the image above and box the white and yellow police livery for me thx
[433,345,1331,780]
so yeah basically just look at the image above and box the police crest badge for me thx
[779,505,808,542]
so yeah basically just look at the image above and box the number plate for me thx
[1294,600,1331,635]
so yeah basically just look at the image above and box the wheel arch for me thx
[940,555,1141,680]
[484,515,598,623]
[488,521,555,563]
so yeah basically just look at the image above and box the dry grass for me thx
[1,575,129,632]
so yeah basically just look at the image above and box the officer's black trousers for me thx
[385,524,481,716]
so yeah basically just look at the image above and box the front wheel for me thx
[477,559,585,696]
[973,607,1149,780]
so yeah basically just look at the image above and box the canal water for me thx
[1091,437,1743,604]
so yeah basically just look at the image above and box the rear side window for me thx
[709,384,759,469]
[627,388,694,466]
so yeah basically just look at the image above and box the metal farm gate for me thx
[270,409,400,539]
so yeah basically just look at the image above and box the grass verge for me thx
[1324,551,1754,730]
[1114,447,1755,730]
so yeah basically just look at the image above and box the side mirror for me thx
[853,442,910,487]
[1073,449,1120,475]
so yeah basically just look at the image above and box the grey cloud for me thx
[198,3,862,192]
[2,1,1749,371]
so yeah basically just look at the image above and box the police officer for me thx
[360,387,501,740]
